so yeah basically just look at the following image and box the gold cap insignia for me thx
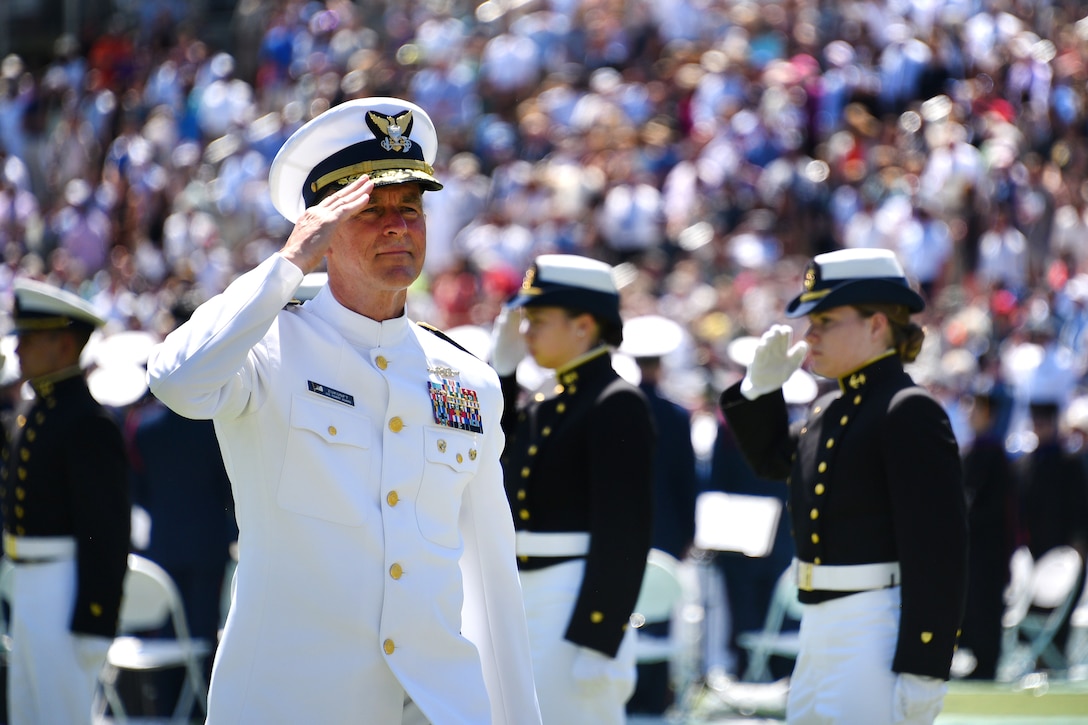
[367,110,414,153]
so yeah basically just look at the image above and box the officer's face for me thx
[327,183,426,296]
[804,306,884,379]
[523,307,591,370]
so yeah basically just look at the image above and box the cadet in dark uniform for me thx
[2,279,130,724]
[490,254,655,724]
[718,248,967,724]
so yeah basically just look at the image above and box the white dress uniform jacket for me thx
[147,254,540,724]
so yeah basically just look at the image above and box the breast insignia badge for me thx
[428,378,483,433]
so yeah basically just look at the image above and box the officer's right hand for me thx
[280,174,376,274]
[489,306,527,376]
[740,324,808,400]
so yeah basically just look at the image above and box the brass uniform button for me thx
[825,438,834,449]
[921,632,933,644]
[384,639,395,655]
[388,417,404,432]
[456,453,463,463]
[389,563,403,580]
[809,509,819,520]
[815,484,825,495]
[376,355,388,370]
[517,490,526,500]
[818,462,827,473]
[328,426,337,436]
[840,415,848,425]
[590,611,604,624]
[90,603,103,617]
[386,491,399,506]
[811,533,819,544]
[556,403,566,413]
[519,510,530,520]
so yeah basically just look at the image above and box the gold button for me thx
[519,555,529,563]
[854,395,862,405]
[18,468,26,481]
[534,392,546,402]
[14,506,23,518]
[815,483,825,495]
[437,439,447,453]
[519,509,530,520]
[389,417,403,432]
[800,427,808,435]
[16,415,25,428]
[456,453,463,463]
[556,403,566,413]
[376,355,388,370]
[528,445,538,456]
[840,415,848,425]
[517,489,526,500]
[384,639,395,655]
[15,488,24,501]
[810,508,819,520]
[90,603,103,617]
[811,533,819,544]
[814,557,822,564]
[818,462,827,473]
[521,467,531,478]
[921,632,933,644]
[554,384,564,395]
[825,438,834,449]
[390,563,403,580]
[386,491,399,506]
[590,611,604,624]
[19,449,28,462]
[328,426,337,436]
[25,430,34,442]
[469,449,477,460]
[542,426,552,436]
[568,385,577,394]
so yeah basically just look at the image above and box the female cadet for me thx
[718,248,967,724]
[489,254,655,724]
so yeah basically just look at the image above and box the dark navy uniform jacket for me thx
[639,381,697,559]
[1,373,130,638]
[501,350,654,657]
[719,353,967,679]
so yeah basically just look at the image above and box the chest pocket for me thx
[416,426,480,548]
[278,395,372,527]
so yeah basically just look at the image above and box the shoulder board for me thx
[416,321,479,359]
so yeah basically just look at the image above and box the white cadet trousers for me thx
[520,559,637,725]
[788,587,946,725]
[8,558,111,725]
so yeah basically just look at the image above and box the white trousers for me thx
[519,559,637,725]
[7,558,110,725]
[788,587,946,725]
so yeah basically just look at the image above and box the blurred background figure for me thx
[620,314,698,715]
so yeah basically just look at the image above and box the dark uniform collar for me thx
[836,350,900,394]
[555,346,610,387]
[29,365,85,398]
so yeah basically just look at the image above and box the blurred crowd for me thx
[0,0,1082,448]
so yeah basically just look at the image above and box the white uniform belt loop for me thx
[3,533,78,562]
[515,531,591,557]
[794,559,901,592]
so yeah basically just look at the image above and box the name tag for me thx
[308,381,355,407]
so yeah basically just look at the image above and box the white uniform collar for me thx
[306,284,411,350]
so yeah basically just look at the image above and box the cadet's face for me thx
[328,183,426,294]
[523,307,584,370]
[803,306,881,379]
[15,330,65,379]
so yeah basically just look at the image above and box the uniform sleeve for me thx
[564,386,655,657]
[147,253,304,421]
[718,380,794,480]
[459,389,542,724]
[882,390,968,679]
[68,414,131,637]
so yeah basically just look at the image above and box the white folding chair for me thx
[735,563,803,682]
[999,545,1084,680]
[93,554,212,724]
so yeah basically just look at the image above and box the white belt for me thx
[3,533,77,562]
[515,531,590,557]
[794,559,901,592]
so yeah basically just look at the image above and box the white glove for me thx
[571,646,616,695]
[489,306,527,376]
[74,634,111,673]
[740,324,809,400]
[893,673,947,722]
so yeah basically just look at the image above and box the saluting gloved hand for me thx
[741,324,809,400]
[489,306,527,377]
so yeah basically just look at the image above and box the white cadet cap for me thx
[269,97,442,223]
[620,315,685,359]
[12,278,106,332]
[786,248,924,318]
[508,255,622,330]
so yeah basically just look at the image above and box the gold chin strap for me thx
[310,159,436,194]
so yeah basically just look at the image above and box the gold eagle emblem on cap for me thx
[804,264,817,291]
[522,266,536,291]
[367,110,414,153]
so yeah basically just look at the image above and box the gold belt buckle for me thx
[797,561,814,592]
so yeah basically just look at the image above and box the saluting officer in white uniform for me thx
[2,280,130,725]
[719,249,967,724]
[147,97,541,724]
